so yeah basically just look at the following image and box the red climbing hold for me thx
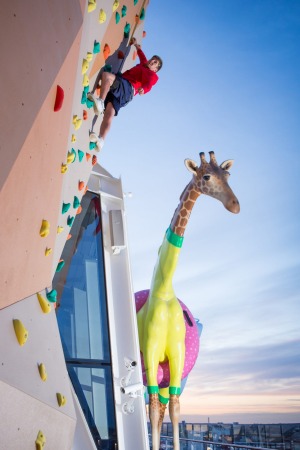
[83,109,88,120]
[118,50,125,59]
[54,85,64,112]
[103,44,110,60]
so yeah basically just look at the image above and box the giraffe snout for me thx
[227,197,240,214]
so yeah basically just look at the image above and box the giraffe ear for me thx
[185,159,198,175]
[220,159,234,171]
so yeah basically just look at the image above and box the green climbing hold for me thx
[121,5,127,17]
[81,90,87,104]
[73,196,80,208]
[115,11,120,24]
[103,64,112,73]
[86,98,94,109]
[62,202,71,214]
[78,150,84,162]
[89,141,96,150]
[134,0,138,5]
[83,85,89,93]
[93,40,100,53]
[56,260,65,272]
[67,216,74,227]
[124,22,130,38]
[140,7,145,20]
[46,289,57,303]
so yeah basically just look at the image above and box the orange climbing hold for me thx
[92,155,97,166]
[83,110,88,120]
[78,181,85,191]
[67,233,72,240]
[86,152,91,161]
[143,30,146,37]
[103,44,110,60]
[96,86,101,97]
[135,14,140,24]
[133,50,137,60]
[77,206,82,215]
[54,85,64,112]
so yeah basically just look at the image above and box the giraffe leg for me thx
[149,393,160,450]
[169,394,180,450]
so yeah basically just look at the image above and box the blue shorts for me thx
[105,75,134,116]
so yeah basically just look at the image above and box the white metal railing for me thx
[149,436,282,450]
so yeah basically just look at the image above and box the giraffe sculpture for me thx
[136,151,240,450]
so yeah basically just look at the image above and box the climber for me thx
[88,37,163,151]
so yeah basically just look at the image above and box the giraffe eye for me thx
[203,174,210,181]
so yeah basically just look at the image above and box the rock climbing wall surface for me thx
[0,1,149,448]
[0,0,149,309]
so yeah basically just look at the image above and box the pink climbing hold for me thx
[54,85,64,112]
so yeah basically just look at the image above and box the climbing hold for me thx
[124,22,130,38]
[81,90,87,104]
[56,393,67,407]
[86,98,94,109]
[96,86,101,96]
[13,319,28,346]
[38,363,48,381]
[86,152,91,161]
[92,155,97,166]
[39,220,50,238]
[67,148,76,164]
[67,233,72,240]
[71,134,76,142]
[78,150,84,162]
[143,30,146,37]
[61,163,68,174]
[118,50,125,59]
[132,50,137,60]
[103,43,110,60]
[67,216,74,227]
[82,58,89,74]
[87,0,96,13]
[54,85,64,112]
[140,7,145,19]
[134,0,138,4]
[93,40,100,53]
[56,260,65,272]
[78,180,85,191]
[82,74,89,87]
[103,64,112,72]
[115,11,120,24]
[62,202,71,214]
[46,289,57,303]
[86,52,93,62]
[45,247,52,256]
[37,292,51,314]
[89,141,96,150]
[135,14,140,24]
[73,117,82,130]
[76,206,82,215]
[99,9,106,23]
[35,430,46,450]
[112,0,119,11]
[57,226,64,234]
[83,110,88,120]
[73,196,80,208]
[121,5,127,17]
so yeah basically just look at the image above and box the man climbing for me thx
[88,38,163,151]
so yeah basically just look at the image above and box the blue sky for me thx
[100,1,300,423]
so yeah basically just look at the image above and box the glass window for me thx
[54,192,116,450]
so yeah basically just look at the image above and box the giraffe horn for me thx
[199,152,207,164]
[209,151,218,166]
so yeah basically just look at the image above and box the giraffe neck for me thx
[170,180,201,237]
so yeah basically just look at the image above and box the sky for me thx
[100,1,300,423]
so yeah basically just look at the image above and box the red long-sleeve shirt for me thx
[122,48,158,95]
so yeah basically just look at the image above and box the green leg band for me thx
[169,386,181,395]
[148,386,159,394]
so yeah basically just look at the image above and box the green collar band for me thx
[166,227,184,248]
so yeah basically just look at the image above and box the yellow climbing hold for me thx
[86,52,93,62]
[13,319,28,346]
[73,117,82,130]
[38,363,48,381]
[87,0,96,13]
[37,292,51,314]
[56,393,67,407]
[61,163,68,173]
[57,226,64,234]
[82,74,89,87]
[99,8,106,23]
[112,0,119,11]
[71,134,76,142]
[45,247,52,256]
[35,430,46,450]
[82,58,89,74]
[39,219,50,238]
[67,151,75,164]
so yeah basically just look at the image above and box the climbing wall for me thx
[0,1,149,448]
[0,0,149,309]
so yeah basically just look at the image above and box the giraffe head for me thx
[185,151,240,213]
